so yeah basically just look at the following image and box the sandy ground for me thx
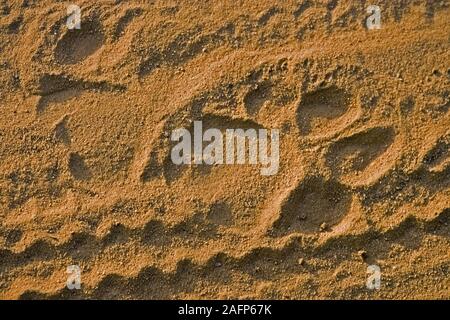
[0,0,449,299]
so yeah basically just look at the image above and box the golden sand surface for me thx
[0,0,449,299]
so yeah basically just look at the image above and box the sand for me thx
[0,0,449,299]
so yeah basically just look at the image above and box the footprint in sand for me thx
[68,152,91,180]
[53,115,71,145]
[271,176,354,235]
[326,126,399,186]
[54,20,104,65]
[35,73,125,113]
[243,82,272,116]
[423,133,450,173]
[296,86,360,138]
[112,8,143,41]
[141,113,265,183]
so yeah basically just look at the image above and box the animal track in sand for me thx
[54,20,104,65]
[52,115,71,145]
[243,82,272,115]
[296,86,359,138]
[35,74,125,113]
[272,177,352,235]
[423,133,450,173]
[112,8,143,41]
[140,113,264,183]
[163,114,265,182]
[68,152,91,180]
[326,127,397,186]
[1,0,450,300]
[138,23,235,77]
